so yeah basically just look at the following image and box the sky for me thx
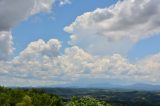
[0,0,160,87]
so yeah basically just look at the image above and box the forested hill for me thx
[0,86,111,106]
[1,86,160,106]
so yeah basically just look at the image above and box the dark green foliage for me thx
[16,95,32,106]
[41,88,160,106]
[0,86,111,106]
[0,86,64,106]
[66,96,111,106]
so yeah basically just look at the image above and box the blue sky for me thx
[12,0,160,60]
[128,35,160,60]
[12,0,118,54]
[0,0,160,86]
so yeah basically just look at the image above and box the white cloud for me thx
[31,0,54,14]
[0,0,160,86]
[137,53,160,83]
[64,0,160,55]
[0,31,14,60]
[0,39,160,86]
[18,39,62,60]
[59,0,71,6]
[0,0,54,60]
[0,0,53,31]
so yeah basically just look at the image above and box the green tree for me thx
[0,93,10,106]
[16,95,33,106]
[66,96,111,106]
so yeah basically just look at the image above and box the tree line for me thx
[0,86,111,106]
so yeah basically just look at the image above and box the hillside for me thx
[0,86,111,106]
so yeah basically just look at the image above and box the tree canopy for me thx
[0,86,111,106]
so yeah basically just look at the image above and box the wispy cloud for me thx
[59,0,71,6]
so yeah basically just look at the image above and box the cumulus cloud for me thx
[0,0,53,31]
[0,0,160,86]
[64,0,160,55]
[0,0,54,60]
[0,39,160,86]
[0,31,13,60]
[137,53,160,83]
[18,39,62,60]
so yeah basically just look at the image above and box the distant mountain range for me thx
[122,83,160,91]
[17,83,160,91]
[51,83,160,91]
[87,83,160,91]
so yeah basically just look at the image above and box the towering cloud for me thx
[65,0,160,55]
